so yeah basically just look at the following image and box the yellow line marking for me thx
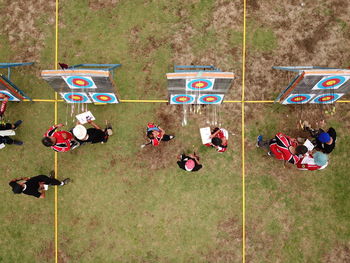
[241,0,246,262]
[55,1,59,263]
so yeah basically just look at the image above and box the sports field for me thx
[1,0,350,262]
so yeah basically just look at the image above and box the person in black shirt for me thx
[177,153,202,172]
[0,120,23,147]
[72,120,112,145]
[9,171,70,198]
[315,127,336,154]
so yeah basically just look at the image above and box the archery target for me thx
[61,92,91,103]
[198,94,224,104]
[312,76,350,90]
[186,79,214,91]
[63,76,97,89]
[282,94,314,104]
[170,94,195,104]
[0,90,20,101]
[310,93,344,104]
[89,93,118,103]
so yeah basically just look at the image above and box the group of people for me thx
[145,123,229,172]
[257,123,336,171]
[8,117,113,198]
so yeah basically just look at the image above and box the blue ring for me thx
[0,91,16,101]
[199,94,222,104]
[313,93,339,104]
[63,93,89,103]
[91,93,116,103]
[286,94,312,104]
[66,76,94,88]
[187,79,213,91]
[317,76,345,89]
[171,94,195,104]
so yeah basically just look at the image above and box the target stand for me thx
[274,66,350,104]
[41,64,121,104]
[166,65,235,104]
[0,63,34,102]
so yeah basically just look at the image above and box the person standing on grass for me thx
[145,123,175,147]
[302,122,336,154]
[9,171,70,199]
[42,123,78,152]
[204,127,228,153]
[257,132,308,165]
[177,153,202,172]
[0,120,23,148]
[72,119,112,145]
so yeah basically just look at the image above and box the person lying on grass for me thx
[72,120,112,145]
[177,152,202,172]
[204,127,228,153]
[42,123,78,152]
[9,171,70,199]
[257,133,308,165]
[145,122,175,147]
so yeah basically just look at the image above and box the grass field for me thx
[1,0,350,262]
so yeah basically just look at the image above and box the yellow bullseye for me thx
[179,97,188,102]
[72,95,81,100]
[206,97,215,102]
[75,80,85,85]
[321,96,332,101]
[294,97,303,101]
[325,80,336,86]
[196,82,205,88]
[100,96,109,101]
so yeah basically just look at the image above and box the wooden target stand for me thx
[274,66,350,104]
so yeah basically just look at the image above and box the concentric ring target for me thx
[62,92,90,103]
[283,94,314,104]
[171,94,195,104]
[63,76,96,89]
[187,79,213,91]
[90,93,117,103]
[314,76,348,90]
[311,93,344,104]
[198,94,223,104]
[0,90,19,101]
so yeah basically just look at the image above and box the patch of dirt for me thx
[205,217,242,262]
[36,241,71,263]
[1,0,55,61]
[323,242,350,263]
[89,0,119,10]
[246,0,350,100]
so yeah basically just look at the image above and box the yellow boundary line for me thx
[54,1,59,263]
[241,0,246,262]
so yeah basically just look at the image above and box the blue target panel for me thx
[186,79,214,91]
[310,93,344,104]
[89,93,118,103]
[197,94,223,104]
[282,94,315,104]
[0,90,20,101]
[170,94,196,104]
[63,76,97,89]
[313,76,349,90]
[61,92,91,103]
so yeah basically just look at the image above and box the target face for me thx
[61,92,91,103]
[186,79,214,91]
[170,94,195,104]
[310,93,344,104]
[282,94,314,104]
[63,76,97,89]
[0,90,20,101]
[198,94,224,104]
[89,93,118,103]
[312,76,349,90]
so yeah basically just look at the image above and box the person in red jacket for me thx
[204,127,228,153]
[0,94,9,117]
[42,123,77,152]
[145,123,174,146]
[296,151,328,171]
[257,133,308,165]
